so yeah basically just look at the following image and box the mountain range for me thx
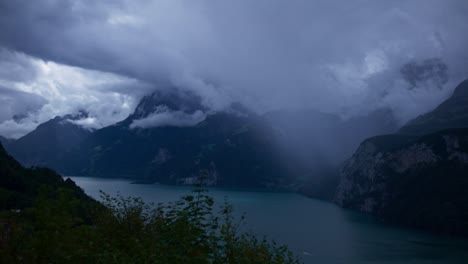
[2,78,468,235]
[57,100,293,188]
[335,79,468,235]
[3,88,398,193]
[6,111,92,168]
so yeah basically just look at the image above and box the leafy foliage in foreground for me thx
[0,142,299,263]
[1,187,300,263]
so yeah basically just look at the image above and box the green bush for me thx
[0,187,300,264]
[0,145,300,263]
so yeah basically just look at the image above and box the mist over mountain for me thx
[400,58,449,90]
[1,0,468,244]
[399,79,468,135]
[335,79,468,235]
[265,108,398,169]
[126,89,208,129]
[4,88,400,195]
[52,92,295,188]
[5,111,93,168]
[0,0,468,140]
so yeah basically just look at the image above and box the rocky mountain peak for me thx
[62,110,90,121]
[5,111,93,167]
[131,90,206,120]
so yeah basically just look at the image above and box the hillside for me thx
[0,136,13,149]
[56,92,295,188]
[5,112,92,168]
[399,79,468,135]
[0,142,92,210]
[335,79,468,235]
[0,143,298,263]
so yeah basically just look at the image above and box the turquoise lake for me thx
[69,177,468,264]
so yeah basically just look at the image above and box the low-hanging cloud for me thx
[130,106,206,129]
[0,0,468,137]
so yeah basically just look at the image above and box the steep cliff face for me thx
[335,129,468,235]
[335,79,468,235]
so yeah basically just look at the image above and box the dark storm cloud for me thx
[0,0,468,132]
[0,0,119,70]
[0,49,151,138]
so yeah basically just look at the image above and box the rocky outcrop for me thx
[335,79,468,235]
[335,129,468,235]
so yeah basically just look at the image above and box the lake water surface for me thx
[69,177,468,264]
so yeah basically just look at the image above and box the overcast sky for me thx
[0,0,467,138]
